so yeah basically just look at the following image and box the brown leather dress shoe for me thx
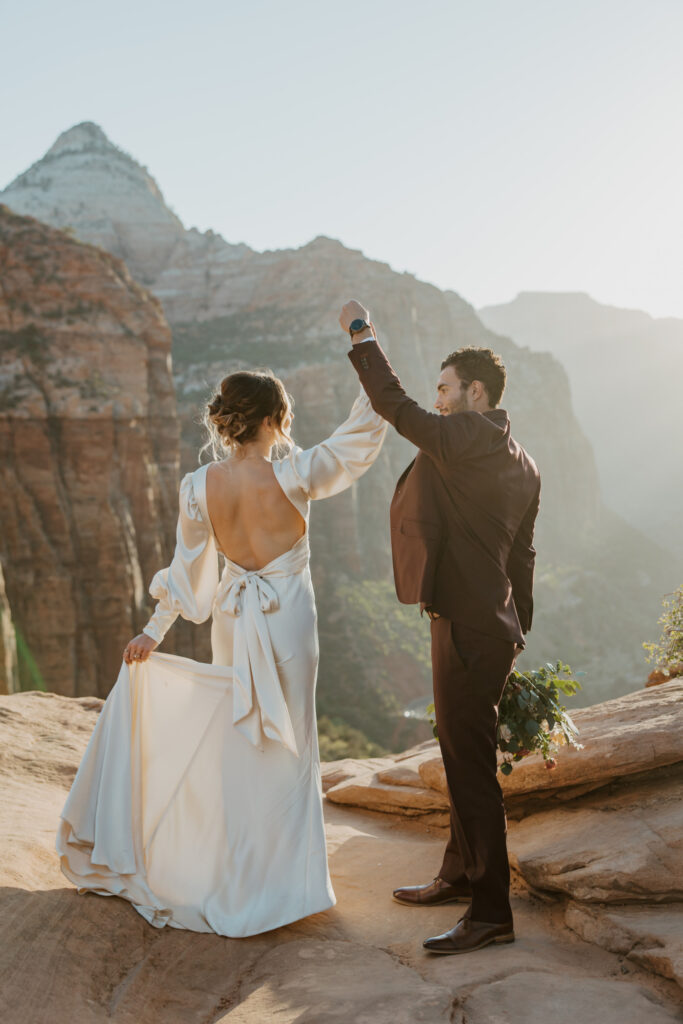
[423,916,515,954]
[392,876,472,907]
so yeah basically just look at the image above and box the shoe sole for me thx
[423,932,515,955]
[392,895,472,907]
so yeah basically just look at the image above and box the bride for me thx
[57,332,387,937]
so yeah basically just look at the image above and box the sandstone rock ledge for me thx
[324,680,683,1000]
[1,689,682,1023]
[324,679,683,818]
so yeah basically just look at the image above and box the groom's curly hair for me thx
[441,347,507,407]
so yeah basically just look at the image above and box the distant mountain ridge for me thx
[483,290,680,345]
[479,292,683,554]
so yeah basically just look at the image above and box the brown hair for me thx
[202,370,293,459]
[440,347,507,407]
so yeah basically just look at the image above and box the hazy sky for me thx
[2,0,682,317]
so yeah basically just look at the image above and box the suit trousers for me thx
[430,616,516,924]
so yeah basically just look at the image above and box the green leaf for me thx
[500,762,513,776]
[525,719,540,735]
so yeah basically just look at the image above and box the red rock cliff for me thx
[0,206,179,696]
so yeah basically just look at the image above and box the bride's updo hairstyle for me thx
[202,370,293,460]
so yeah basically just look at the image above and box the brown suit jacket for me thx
[348,339,541,645]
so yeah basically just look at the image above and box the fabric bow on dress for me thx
[215,537,310,757]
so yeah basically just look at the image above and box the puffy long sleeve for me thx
[279,385,388,502]
[142,472,219,644]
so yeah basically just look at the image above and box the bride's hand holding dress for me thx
[123,633,157,663]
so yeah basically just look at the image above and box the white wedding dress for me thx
[56,387,387,937]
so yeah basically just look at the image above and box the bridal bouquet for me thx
[426,661,582,774]
[496,662,582,774]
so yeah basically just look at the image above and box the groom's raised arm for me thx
[347,338,479,464]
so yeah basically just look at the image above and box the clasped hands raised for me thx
[338,299,375,340]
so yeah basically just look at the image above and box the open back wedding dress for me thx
[56,387,386,937]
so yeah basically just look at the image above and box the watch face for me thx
[350,318,366,333]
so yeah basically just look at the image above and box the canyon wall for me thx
[0,206,183,697]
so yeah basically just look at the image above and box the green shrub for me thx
[317,715,387,761]
[643,585,683,674]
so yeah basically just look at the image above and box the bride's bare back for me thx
[205,458,305,571]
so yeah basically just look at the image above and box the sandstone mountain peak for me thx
[7,120,165,201]
[44,121,115,158]
[306,235,346,250]
[0,123,250,285]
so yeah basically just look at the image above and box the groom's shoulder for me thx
[508,432,540,484]
[456,409,537,471]
[448,409,501,444]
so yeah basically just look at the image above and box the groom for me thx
[341,299,541,955]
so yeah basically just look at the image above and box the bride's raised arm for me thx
[279,384,388,502]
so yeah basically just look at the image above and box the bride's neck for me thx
[235,438,273,461]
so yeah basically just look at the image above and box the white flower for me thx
[499,724,512,742]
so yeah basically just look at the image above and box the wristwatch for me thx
[349,318,372,338]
